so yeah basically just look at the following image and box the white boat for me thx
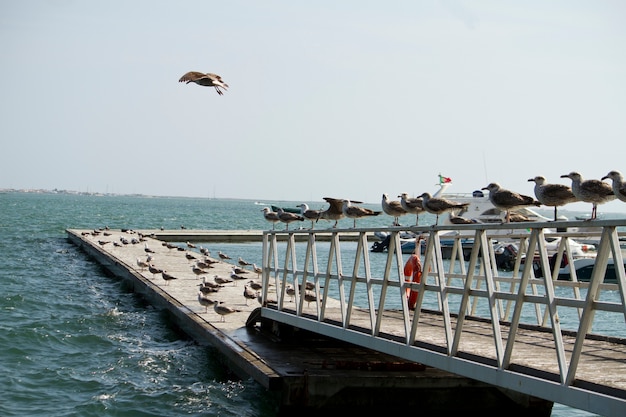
[371,179,596,269]
[433,180,604,246]
[433,182,552,225]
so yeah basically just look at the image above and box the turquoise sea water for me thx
[1,192,622,416]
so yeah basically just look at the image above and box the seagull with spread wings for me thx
[178,71,229,95]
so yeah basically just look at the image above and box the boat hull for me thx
[557,258,625,283]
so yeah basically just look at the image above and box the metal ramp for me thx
[259,220,626,417]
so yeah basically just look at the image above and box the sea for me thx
[1,191,624,416]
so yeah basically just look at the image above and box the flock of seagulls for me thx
[260,170,626,229]
[98,227,271,321]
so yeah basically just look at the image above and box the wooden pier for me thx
[66,228,553,416]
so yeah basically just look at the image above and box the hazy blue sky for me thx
[1,1,625,213]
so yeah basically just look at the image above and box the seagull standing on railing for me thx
[399,193,426,226]
[297,203,323,229]
[601,170,626,203]
[528,176,577,221]
[276,208,304,230]
[560,172,615,220]
[382,193,407,226]
[481,183,541,223]
[318,197,346,228]
[418,192,470,225]
[262,207,280,230]
[342,199,381,228]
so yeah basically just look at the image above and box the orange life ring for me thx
[403,253,422,310]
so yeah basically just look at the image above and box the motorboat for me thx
[271,205,301,214]
[370,178,597,271]
[557,257,626,282]
[434,182,552,226]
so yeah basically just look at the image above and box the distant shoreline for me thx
[0,188,149,198]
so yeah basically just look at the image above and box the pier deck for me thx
[66,228,553,415]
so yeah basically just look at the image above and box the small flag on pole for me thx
[439,174,452,184]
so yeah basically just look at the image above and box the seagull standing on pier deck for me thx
[601,170,626,203]
[136,257,149,271]
[528,176,577,221]
[197,291,215,313]
[238,257,251,267]
[560,171,615,220]
[418,192,470,225]
[148,264,162,278]
[214,274,233,285]
[178,71,229,95]
[192,265,207,278]
[481,183,541,223]
[382,193,407,226]
[243,285,257,305]
[213,301,241,322]
[161,270,177,285]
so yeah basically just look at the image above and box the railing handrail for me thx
[259,219,626,417]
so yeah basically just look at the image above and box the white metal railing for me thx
[259,219,626,417]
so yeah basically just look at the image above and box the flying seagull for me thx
[528,176,577,221]
[178,71,229,95]
[561,171,614,220]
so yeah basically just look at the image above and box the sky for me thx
[1,1,625,213]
